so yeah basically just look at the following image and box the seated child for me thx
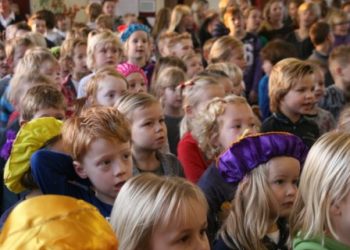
[78,30,123,98]
[117,62,148,93]
[115,92,183,176]
[153,66,187,155]
[30,106,133,217]
[110,173,210,250]
[213,132,308,249]
[319,45,350,120]
[167,32,195,59]
[261,58,320,148]
[0,195,118,249]
[181,52,204,78]
[290,131,350,249]
[84,66,128,107]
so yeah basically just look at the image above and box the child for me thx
[84,66,128,107]
[30,106,133,217]
[117,62,148,93]
[181,52,204,78]
[0,195,118,249]
[261,58,319,148]
[208,36,246,74]
[319,45,350,120]
[78,30,123,98]
[60,38,90,115]
[291,131,350,249]
[153,66,187,155]
[193,95,257,242]
[213,132,307,249]
[27,12,55,48]
[197,70,235,96]
[206,62,244,96]
[101,0,123,30]
[115,92,183,177]
[305,63,335,134]
[327,9,350,48]
[258,39,298,121]
[167,32,195,59]
[223,6,263,101]
[120,23,154,82]
[85,2,102,30]
[156,31,177,57]
[110,173,210,250]
[308,21,334,87]
[177,76,225,182]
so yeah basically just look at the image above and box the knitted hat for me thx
[120,23,150,43]
[116,62,148,85]
[0,195,118,249]
[4,117,62,193]
[217,132,308,184]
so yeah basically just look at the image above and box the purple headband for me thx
[217,132,308,184]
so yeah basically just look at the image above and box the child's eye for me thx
[159,118,165,123]
[143,121,153,126]
[232,124,242,129]
[123,153,131,160]
[200,227,207,237]
[178,234,190,243]
[274,179,284,185]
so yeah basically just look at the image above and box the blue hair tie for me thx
[120,23,150,43]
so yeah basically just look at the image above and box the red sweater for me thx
[177,132,211,183]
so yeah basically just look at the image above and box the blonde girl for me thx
[177,76,225,183]
[206,62,244,96]
[327,9,350,48]
[84,66,128,107]
[212,132,307,249]
[208,36,246,71]
[115,92,183,177]
[153,66,187,155]
[117,62,148,93]
[110,173,210,250]
[167,4,194,34]
[290,131,350,249]
[181,52,204,78]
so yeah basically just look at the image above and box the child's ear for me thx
[330,201,342,217]
[73,161,88,179]
[184,105,193,117]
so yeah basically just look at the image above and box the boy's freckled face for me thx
[77,138,132,205]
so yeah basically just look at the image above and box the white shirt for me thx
[0,11,15,28]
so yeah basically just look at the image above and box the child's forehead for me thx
[129,30,149,39]
[95,41,118,49]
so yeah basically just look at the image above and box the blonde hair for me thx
[220,163,276,250]
[5,37,33,60]
[20,84,66,121]
[297,2,321,21]
[329,45,350,77]
[192,95,250,159]
[86,30,122,70]
[263,0,285,24]
[96,14,114,30]
[327,9,349,27]
[208,36,244,64]
[14,47,58,76]
[8,73,56,106]
[115,92,159,122]
[110,173,208,250]
[24,32,47,48]
[336,106,350,132]
[62,106,131,161]
[167,4,192,33]
[153,66,187,98]
[290,131,350,241]
[269,58,315,113]
[207,62,243,88]
[180,75,222,137]
[168,32,192,49]
[85,66,128,105]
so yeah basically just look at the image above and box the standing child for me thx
[177,76,225,182]
[261,58,320,148]
[30,106,133,217]
[84,66,128,107]
[214,132,308,249]
[153,66,187,155]
[117,62,148,93]
[115,92,183,177]
[77,30,123,98]
[120,24,154,83]
[319,45,350,120]
[291,131,350,250]
[110,173,210,250]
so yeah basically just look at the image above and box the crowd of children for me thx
[0,0,349,249]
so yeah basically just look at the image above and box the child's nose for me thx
[286,183,298,196]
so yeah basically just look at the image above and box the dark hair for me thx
[309,21,330,46]
[260,39,298,65]
[36,9,56,29]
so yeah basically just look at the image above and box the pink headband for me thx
[116,62,148,86]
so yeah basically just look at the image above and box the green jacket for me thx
[293,236,350,250]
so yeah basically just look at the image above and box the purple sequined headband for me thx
[217,132,308,184]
